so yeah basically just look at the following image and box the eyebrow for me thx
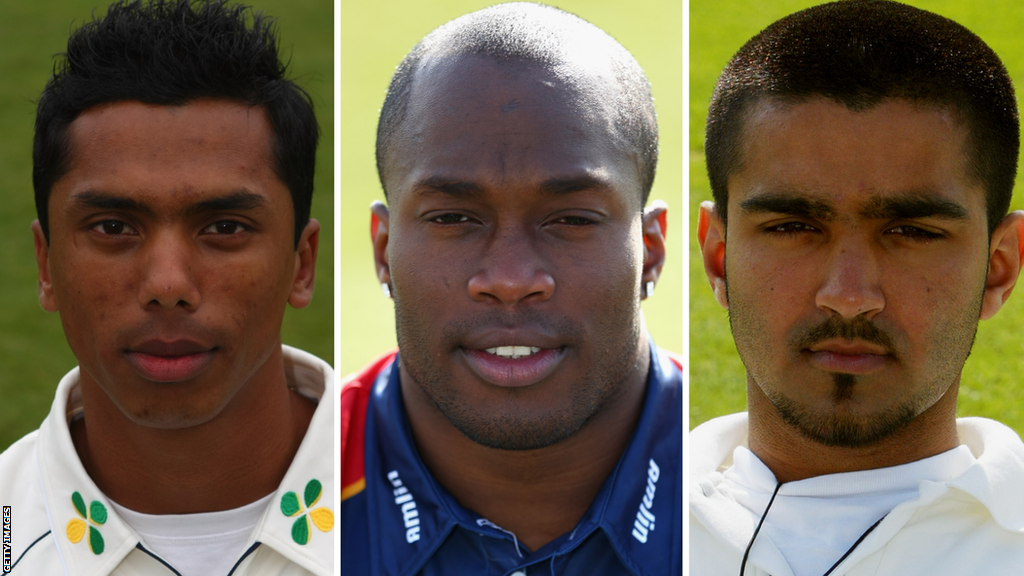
[739,193,836,220]
[69,191,156,217]
[183,190,268,216]
[414,174,613,198]
[739,191,970,222]
[67,190,268,217]
[414,177,486,198]
[858,195,969,221]
[538,175,614,196]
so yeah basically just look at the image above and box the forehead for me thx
[56,99,282,209]
[385,54,641,207]
[730,97,981,216]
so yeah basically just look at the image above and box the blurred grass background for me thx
[340,0,683,376]
[690,0,1024,434]
[0,0,333,451]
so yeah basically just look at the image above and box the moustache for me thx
[791,316,898,355]
[438,309,584,344]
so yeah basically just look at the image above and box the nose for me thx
[138,231,201,310]
[467,227,555,306]
[814,236,885,320]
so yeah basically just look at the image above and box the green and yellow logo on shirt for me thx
[66,491,106,554]
[280,478,334,545]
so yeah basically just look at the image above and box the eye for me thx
[91,220,138,235]
[886,225,944,241]
[554,215,596,226]
[764,221,819,235]
[202,221,248,235]
[431,213,471,224]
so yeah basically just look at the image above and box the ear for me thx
[370,201,392,290]
[640,200,667,299]
[32,220,58,312]
[697,201,729,308]
[980,210,1024,320]
[287,218,320,309]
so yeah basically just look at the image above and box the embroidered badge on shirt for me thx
[281,479,334,545]
[66,491,107,554]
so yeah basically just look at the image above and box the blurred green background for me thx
[690,0,1024,434]
[340,0,683,375]
[0,0,333,451]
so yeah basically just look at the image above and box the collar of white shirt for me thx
[35,345,335,576]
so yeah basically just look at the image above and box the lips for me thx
[461,346,565,388]
[124,339,216,382]
[805,339,891,374]
[457,326,568,387]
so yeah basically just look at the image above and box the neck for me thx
[747,376,961,483]
[71,345,316,514]
[401,342,650,552]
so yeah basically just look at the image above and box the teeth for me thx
[484,346,541,359]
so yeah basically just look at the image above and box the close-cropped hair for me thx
[375,2,659,205]
[33,0,319,247]
[706,0,1019,234]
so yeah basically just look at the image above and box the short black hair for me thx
[376,2,658,204]
[706,0,1018,234]
[34,0,319,247]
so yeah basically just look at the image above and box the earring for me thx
[382,283,392,298]
[644,281,655,299]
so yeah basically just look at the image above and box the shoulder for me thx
[689,413,748,478]
[341,349,397,502]
[867,495,1024,575]
[341,349,397,402]
[956,417,1024,454]
[657,346,683,372]
[340,351,398,575]
[282,344,335,397]
[0,431,64,574]
[954,416,1024,490]
[341,349,397,437]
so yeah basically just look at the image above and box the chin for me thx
[118,400,229,430]
[774,396,919,448]
[450,407,593,451]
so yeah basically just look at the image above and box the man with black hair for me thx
[341,3,681,575]
[693,1,1024,574]
[0,1,332,574]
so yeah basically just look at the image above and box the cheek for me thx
[887,257,987,345]
[209,255,294,335]
[560,244,640,302]
[389,243,457,312]
[51,252,134,343]
[727,248,809,321]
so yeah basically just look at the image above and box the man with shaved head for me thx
[341,3,681,574]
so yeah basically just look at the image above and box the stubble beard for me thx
[767,372,920,448]
[726,275,982,450]
[393,294,645,451]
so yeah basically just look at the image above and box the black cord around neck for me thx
[738,482,888,576]
[739,481,782,576]
[820,514,886,576]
